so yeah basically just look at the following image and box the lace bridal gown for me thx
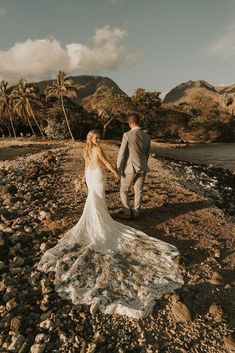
[38,164,184,319]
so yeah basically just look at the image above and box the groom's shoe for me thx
[115,211,132,220]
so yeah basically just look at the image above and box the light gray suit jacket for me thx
[117,128,151,175]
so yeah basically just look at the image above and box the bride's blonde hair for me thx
[84,130,100,161]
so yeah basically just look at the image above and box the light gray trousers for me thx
[120,172,146,216]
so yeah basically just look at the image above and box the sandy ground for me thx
[0,139,235,353]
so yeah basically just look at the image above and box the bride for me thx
[38,130,183,318]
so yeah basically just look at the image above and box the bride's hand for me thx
[114,171,121,180]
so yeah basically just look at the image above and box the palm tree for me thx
[45,71,77,140]
[0,80,17,137]
[10,79,45,138]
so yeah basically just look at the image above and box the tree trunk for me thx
[24,112,36,136]
[31,108,45,138]
[102,125,107,139]
[61,94,75,140]
[102,116,113,139]
[7,125,11,137]
[7,108,17,138]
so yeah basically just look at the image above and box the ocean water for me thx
[151,143,235,172]
[0,146,43,161]
[1,142,235,172]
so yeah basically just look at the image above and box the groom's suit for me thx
[117,127,151,217]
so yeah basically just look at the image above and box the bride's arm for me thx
[96,146,120,178]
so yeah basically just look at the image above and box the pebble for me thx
[30,343,46,353]
[6,298,17,311]
[171,301,192,322]
[39,319,53,330]
[208,272,224,285]
[7,333,25,351]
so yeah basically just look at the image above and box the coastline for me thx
[153,155,235,217]
[151,140,190,149]
[0,140,235,352]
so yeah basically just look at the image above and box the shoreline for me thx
[0,141,234,352]
[153,155,235,217]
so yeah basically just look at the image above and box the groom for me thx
[116,113,151,219]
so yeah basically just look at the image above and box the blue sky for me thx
[0,0,235,95]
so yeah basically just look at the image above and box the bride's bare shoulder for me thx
[93,145,103,153]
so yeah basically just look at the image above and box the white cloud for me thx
[0,25,138,83]
[67,25,132,70]
[0,38,70,82]
[0,7,6,16]
[205,23,235,58]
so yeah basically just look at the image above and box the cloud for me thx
[205,23,235,59]
[109,0,127,5]
[0,38,70,82]
[0,25,138,82]
[0,7,6,16]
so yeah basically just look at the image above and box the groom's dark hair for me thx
[128,113,140,126]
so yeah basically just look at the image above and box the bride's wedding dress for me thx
[38,165,183,318]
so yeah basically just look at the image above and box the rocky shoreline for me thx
[0,140,235,353]
[154,156,235,216]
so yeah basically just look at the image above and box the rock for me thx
[208,303,224,322]
[34,334,49,343]
[39,319,53,330]
[0,207,14,221]
[172,301,192,322]
[26,166,40,179]
[80,340,87,353]
[40,243,47,252]
[79,311,88,319]
[40,278,52,294]
[30,343,46,353]
[24,225,33,233]
[10,316,22,331]
[8,333,25,352]
[38,211,50,221]
[6,298,17,311]
[5,184,18,195]
[224,336,235,352]
[208,272,224,285]
[0,234,10,257]
[40,295,49,312]
[93,332,106,343]
[39,310,52,321]
[13,257,24,266]
[0,280,6,292]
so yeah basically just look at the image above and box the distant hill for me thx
[34,75,126,103]
[163,80,219,104]
[28,76,235,142]
[160,80,235,143]
[216,83,235,94]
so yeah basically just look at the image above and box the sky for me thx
[0,0,235,96]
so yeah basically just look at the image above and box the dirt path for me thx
[0,140,234,353]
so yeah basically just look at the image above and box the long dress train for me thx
[37,166,183,318]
